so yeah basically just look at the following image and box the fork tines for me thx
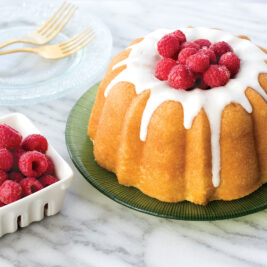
[60,28,95,55]
[37,2,78,38]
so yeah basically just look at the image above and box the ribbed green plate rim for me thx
[65,83,267,221]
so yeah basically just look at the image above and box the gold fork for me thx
[0,29,95,59]
[0,2,78,49]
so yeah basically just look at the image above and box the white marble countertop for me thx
[0,0,267,266]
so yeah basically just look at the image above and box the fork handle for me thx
[0,47,37,56]
[0,39,26,50]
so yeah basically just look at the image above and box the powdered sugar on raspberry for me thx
[157,34,180,59]
[186,52,210,73]
[203,65,230,87]
[200,48,217,64]
[194,39,211,48]
[178,48,197,64]
[180,41,200,51]
[219,52,240,76]
[172,30,186,43]
[210,41,233,56]
[155,58,177,80]
[168,64,195,89]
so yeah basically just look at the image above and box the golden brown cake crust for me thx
[88,35,267,205]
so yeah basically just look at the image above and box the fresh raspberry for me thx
[44,155,55,175]
[0,201,5,207]
[168,64,195,90]
[200,79,209,89]
[20,177,43,196]
[39,175,58,187]
[155,58,177,80]
[172,30,186,43]
[13,147,26,170]
[210,41,233,57]
[9,172,24,183]
[194,73,210,89]
[157,34,180,59]
[0,149,13,171]
[0,170,8,185]
[0,180,22,204]
[19,151,48,178]
[219,52,240,76]
[178,48,197,64]
[180,41,200,51]
[14,147,26,159]
[194,39,211,48]
[0,124,22,149]
[186,52,210,73]
[194,72,202,79]
[203,65,230,88]
[200,48,217,64]
[22,134,48,153]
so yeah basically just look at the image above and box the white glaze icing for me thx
[104,27,267,187]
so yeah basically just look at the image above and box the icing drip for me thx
[104,27,267,187]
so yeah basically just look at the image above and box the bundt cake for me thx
[88,27,267,205]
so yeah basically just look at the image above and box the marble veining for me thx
[0,0,267,266]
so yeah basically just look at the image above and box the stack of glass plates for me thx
[0,1,112,105]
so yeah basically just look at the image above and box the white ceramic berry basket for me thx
[0,113,74,237]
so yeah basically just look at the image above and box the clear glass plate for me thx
[65,83,267,221]
[0,1,112,106]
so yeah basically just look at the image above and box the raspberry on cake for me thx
[203,65,230,87]
[154,31,240,90]
[172,30,186,43]
[178,48,197,64]
[186,52,210,73]
[154,31,239,90]
[194,39,211,48]
[199,78,209,89]
[180,41,200,51]
[199,48,217,64]
[219,52,240,76]
[155,58,177,80]
[157,34,180,59]
[168,64,195,89]
[210,41,233,56]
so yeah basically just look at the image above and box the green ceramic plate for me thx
[65,83,267,221]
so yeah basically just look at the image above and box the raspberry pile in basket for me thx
[0,124,59,206]
[155,30,240,90]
